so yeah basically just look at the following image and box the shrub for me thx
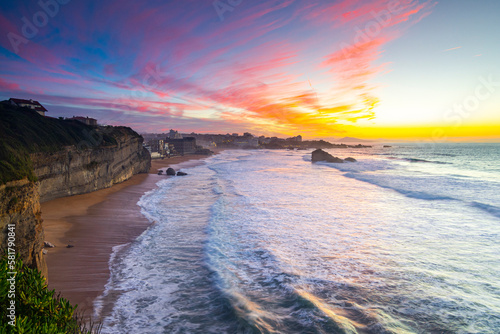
[0,255,101,333]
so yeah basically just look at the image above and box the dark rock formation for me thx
[311,149,344,163]
[176,172,187,176]
[344,157,357,162]
[166,168,176,176]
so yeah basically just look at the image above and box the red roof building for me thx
[9,98,48,116]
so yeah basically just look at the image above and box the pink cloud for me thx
[0,0,435,136]
[0,77,21,91]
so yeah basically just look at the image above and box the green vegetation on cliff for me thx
[0,104,141,184]
[0,255,101,333]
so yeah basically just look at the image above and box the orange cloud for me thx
[0,1,435,137]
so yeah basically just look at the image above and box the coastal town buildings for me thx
[166,137,197,155]
[144,132,197,156]
[286,135,302,142]
[234,133,259,148]
[141,130,306,155]
[168,129,183,139]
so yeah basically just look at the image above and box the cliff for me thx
[0,104,151,275]
[0,179,47,277]
[32,127,150,202]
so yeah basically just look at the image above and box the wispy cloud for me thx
[0,0,434,135]
[442,46,462,52]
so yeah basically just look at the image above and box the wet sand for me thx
[42,154,212,316]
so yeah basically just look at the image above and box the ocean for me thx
[96,144,500,334]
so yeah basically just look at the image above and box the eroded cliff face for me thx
[0,126,150,277]
[31,130,151,203]
[0,179,47,278]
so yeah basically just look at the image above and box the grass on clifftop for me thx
[0,103,141,184]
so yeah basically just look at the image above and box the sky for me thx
[0,0,499,140]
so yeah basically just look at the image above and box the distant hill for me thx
[337,137,374,143]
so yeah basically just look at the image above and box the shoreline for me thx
[42,153,214,316]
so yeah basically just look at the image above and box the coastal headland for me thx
[0,104,151,281]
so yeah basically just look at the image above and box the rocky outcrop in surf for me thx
[311,149,344,163]
[311,149,357,163]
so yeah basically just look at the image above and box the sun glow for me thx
[0,1,498,140]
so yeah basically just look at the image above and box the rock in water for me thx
[166,168,176,175]
[177,172,187,176]
[311,149,344,163]
[344,157,357,162]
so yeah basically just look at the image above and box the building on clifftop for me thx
[9,98,48,116]
[68,116,98,126]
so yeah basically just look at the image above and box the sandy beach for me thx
[42,154,212,316]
